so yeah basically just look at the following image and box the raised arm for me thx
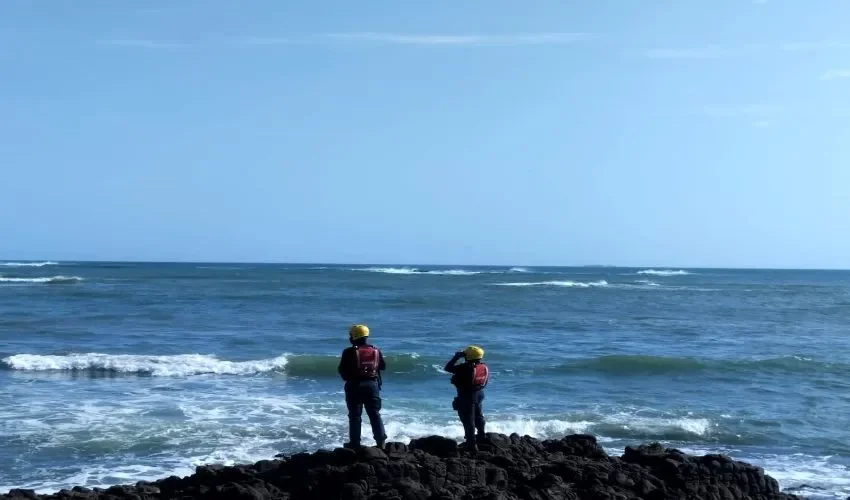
[443,351,465,373]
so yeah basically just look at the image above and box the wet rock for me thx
[1,433,802,500]
[408,436,458,458]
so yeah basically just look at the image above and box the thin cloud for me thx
[821,69,850,80]
[642,43,769,59]
[642,46,745,59]
[97,33,596,50]
[643,41,850,60]
[780,41,850,51]
[97,39,189,49]
[232,37,296,46]
[320,32,596,46]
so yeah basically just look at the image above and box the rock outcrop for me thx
[2,433,800,500]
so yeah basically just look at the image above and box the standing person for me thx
[337,324,387,449]
[444,345,489,451]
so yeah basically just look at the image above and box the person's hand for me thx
[455,351,465,358]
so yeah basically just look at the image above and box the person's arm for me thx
[378,349,386,372]
[443,351,465,373]
[338,348,351,381]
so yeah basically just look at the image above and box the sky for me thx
[1,0,849,268]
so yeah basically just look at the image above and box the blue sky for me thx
[1,0,849,268]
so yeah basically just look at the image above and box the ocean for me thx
[1,262,849,498]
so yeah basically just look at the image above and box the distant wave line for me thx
[353,267,513,276]
[0,275,82,284]
[636,269,693,276]
[0,261,58,267]
[0,352,426,378]
[494,280,610,288]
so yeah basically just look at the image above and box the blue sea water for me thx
[2,261,850,498]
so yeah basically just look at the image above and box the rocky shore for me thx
[3,433,800,500]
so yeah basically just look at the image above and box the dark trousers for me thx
[344,379,386,445]
[456,390,485,443]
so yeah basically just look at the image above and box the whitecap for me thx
[1,353,289,377]
[0,275,82,284]
[0,261,58,267]
[494,280,609,288]
[636,269,692,276]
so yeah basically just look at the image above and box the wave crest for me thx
[0,352,432,378]
[558,355,706,375]
[495,280,609,288]
[0,275,82,284]
[353,267,481,276]
[553,354,841,377]
[637,269,692,276]
[0,261,58,267]
[1,353,289,377]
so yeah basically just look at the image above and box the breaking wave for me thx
[637,269,692,276]
[1,353,289,377]
[0,261,58,267]
[0,275,82,284]
[6,352,827,379]
[494,280,609,288]
[384,413,716,445]
[0,352,428,378]
[353,267,481,276]
[635,280,661,286]
[353,267,420,274]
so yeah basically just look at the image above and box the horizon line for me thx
[2,258,848,272]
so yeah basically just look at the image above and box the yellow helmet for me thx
[349,324,370,340]
[463,345,484,361]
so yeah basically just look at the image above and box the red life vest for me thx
[472,363,489,388]
[355,345,380,379]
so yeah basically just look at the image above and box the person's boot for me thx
[343,441,360,449]
[375,438,386,450]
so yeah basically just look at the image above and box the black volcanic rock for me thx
[2,433,800,500]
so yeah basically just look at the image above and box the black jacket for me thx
[444,357,487,393]
[338,343,386,382]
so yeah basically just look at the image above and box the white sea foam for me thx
[381,416,596,445]
[1,353,289,376]
[671,445,850,500]
[494,280,609,288]
[509,267,530,273]
[637,269,692,276]
[759,455,850,499]
[0,261,58,267]
[353,267,482,276]
[636,280,661,286]
[427,269,480,276]
[2,390,845,497]
[622,415,713,436]
[354,267,419,274]
[0,275,82,284]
